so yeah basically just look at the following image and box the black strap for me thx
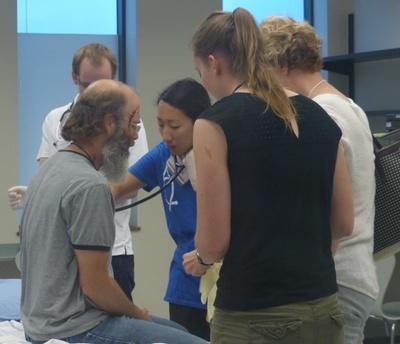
[115,165,185,212]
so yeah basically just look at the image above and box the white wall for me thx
[0,1,19,244]
[132,0,221,318]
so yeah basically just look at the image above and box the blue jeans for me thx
[27,315,208,344]
[337,285,376,344]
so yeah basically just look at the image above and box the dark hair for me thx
[62,80,127,141]
[157,78,211,121]
[72,43,117,78]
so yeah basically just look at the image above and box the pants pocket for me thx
[249,319,302,344]
[330,310,345,328]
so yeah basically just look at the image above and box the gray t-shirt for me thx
[20,150,115,341]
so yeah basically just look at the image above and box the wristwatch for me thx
[196,250,213,266]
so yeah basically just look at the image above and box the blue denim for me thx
[27,315,208,344]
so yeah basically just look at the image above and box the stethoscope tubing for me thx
[115,164,185,212]
[55,98,185,212]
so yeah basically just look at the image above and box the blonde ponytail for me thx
[231,8,296,131]
[192,8,297,132]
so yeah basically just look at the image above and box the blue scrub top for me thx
[129,142,205,309]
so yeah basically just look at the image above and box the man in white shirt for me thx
[8,43,148,300]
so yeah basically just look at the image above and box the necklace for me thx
[70,142,96,169]
[307,79,325,98]
[232,82,244,94]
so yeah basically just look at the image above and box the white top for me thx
[313,93,379,299]
[36,95,149,256]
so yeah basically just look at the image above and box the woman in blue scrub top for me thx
[112,78,211,341]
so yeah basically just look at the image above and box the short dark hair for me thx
[157,78,211,121]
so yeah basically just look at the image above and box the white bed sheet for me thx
[0,280,76,343]
[0,279,21,321]
[0,320,86,344]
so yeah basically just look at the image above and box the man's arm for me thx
[70,183,149,319]
[75,249,150,320]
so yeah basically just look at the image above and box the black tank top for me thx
[200,93,342,310]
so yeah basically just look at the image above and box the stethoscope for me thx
[54,99,185,212]
[53,101,74,148]
[115,156,185,212]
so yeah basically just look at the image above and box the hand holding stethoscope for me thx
[115,156,186,212]
[52,98,193,212]
[115,150,197,212]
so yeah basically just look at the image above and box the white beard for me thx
[100,127,131,182]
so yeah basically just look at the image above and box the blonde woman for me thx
[183,7,354,344]
[260,17,378,344]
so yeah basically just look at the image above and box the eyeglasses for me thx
[131,123,141,132]
[127,110,141,132]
